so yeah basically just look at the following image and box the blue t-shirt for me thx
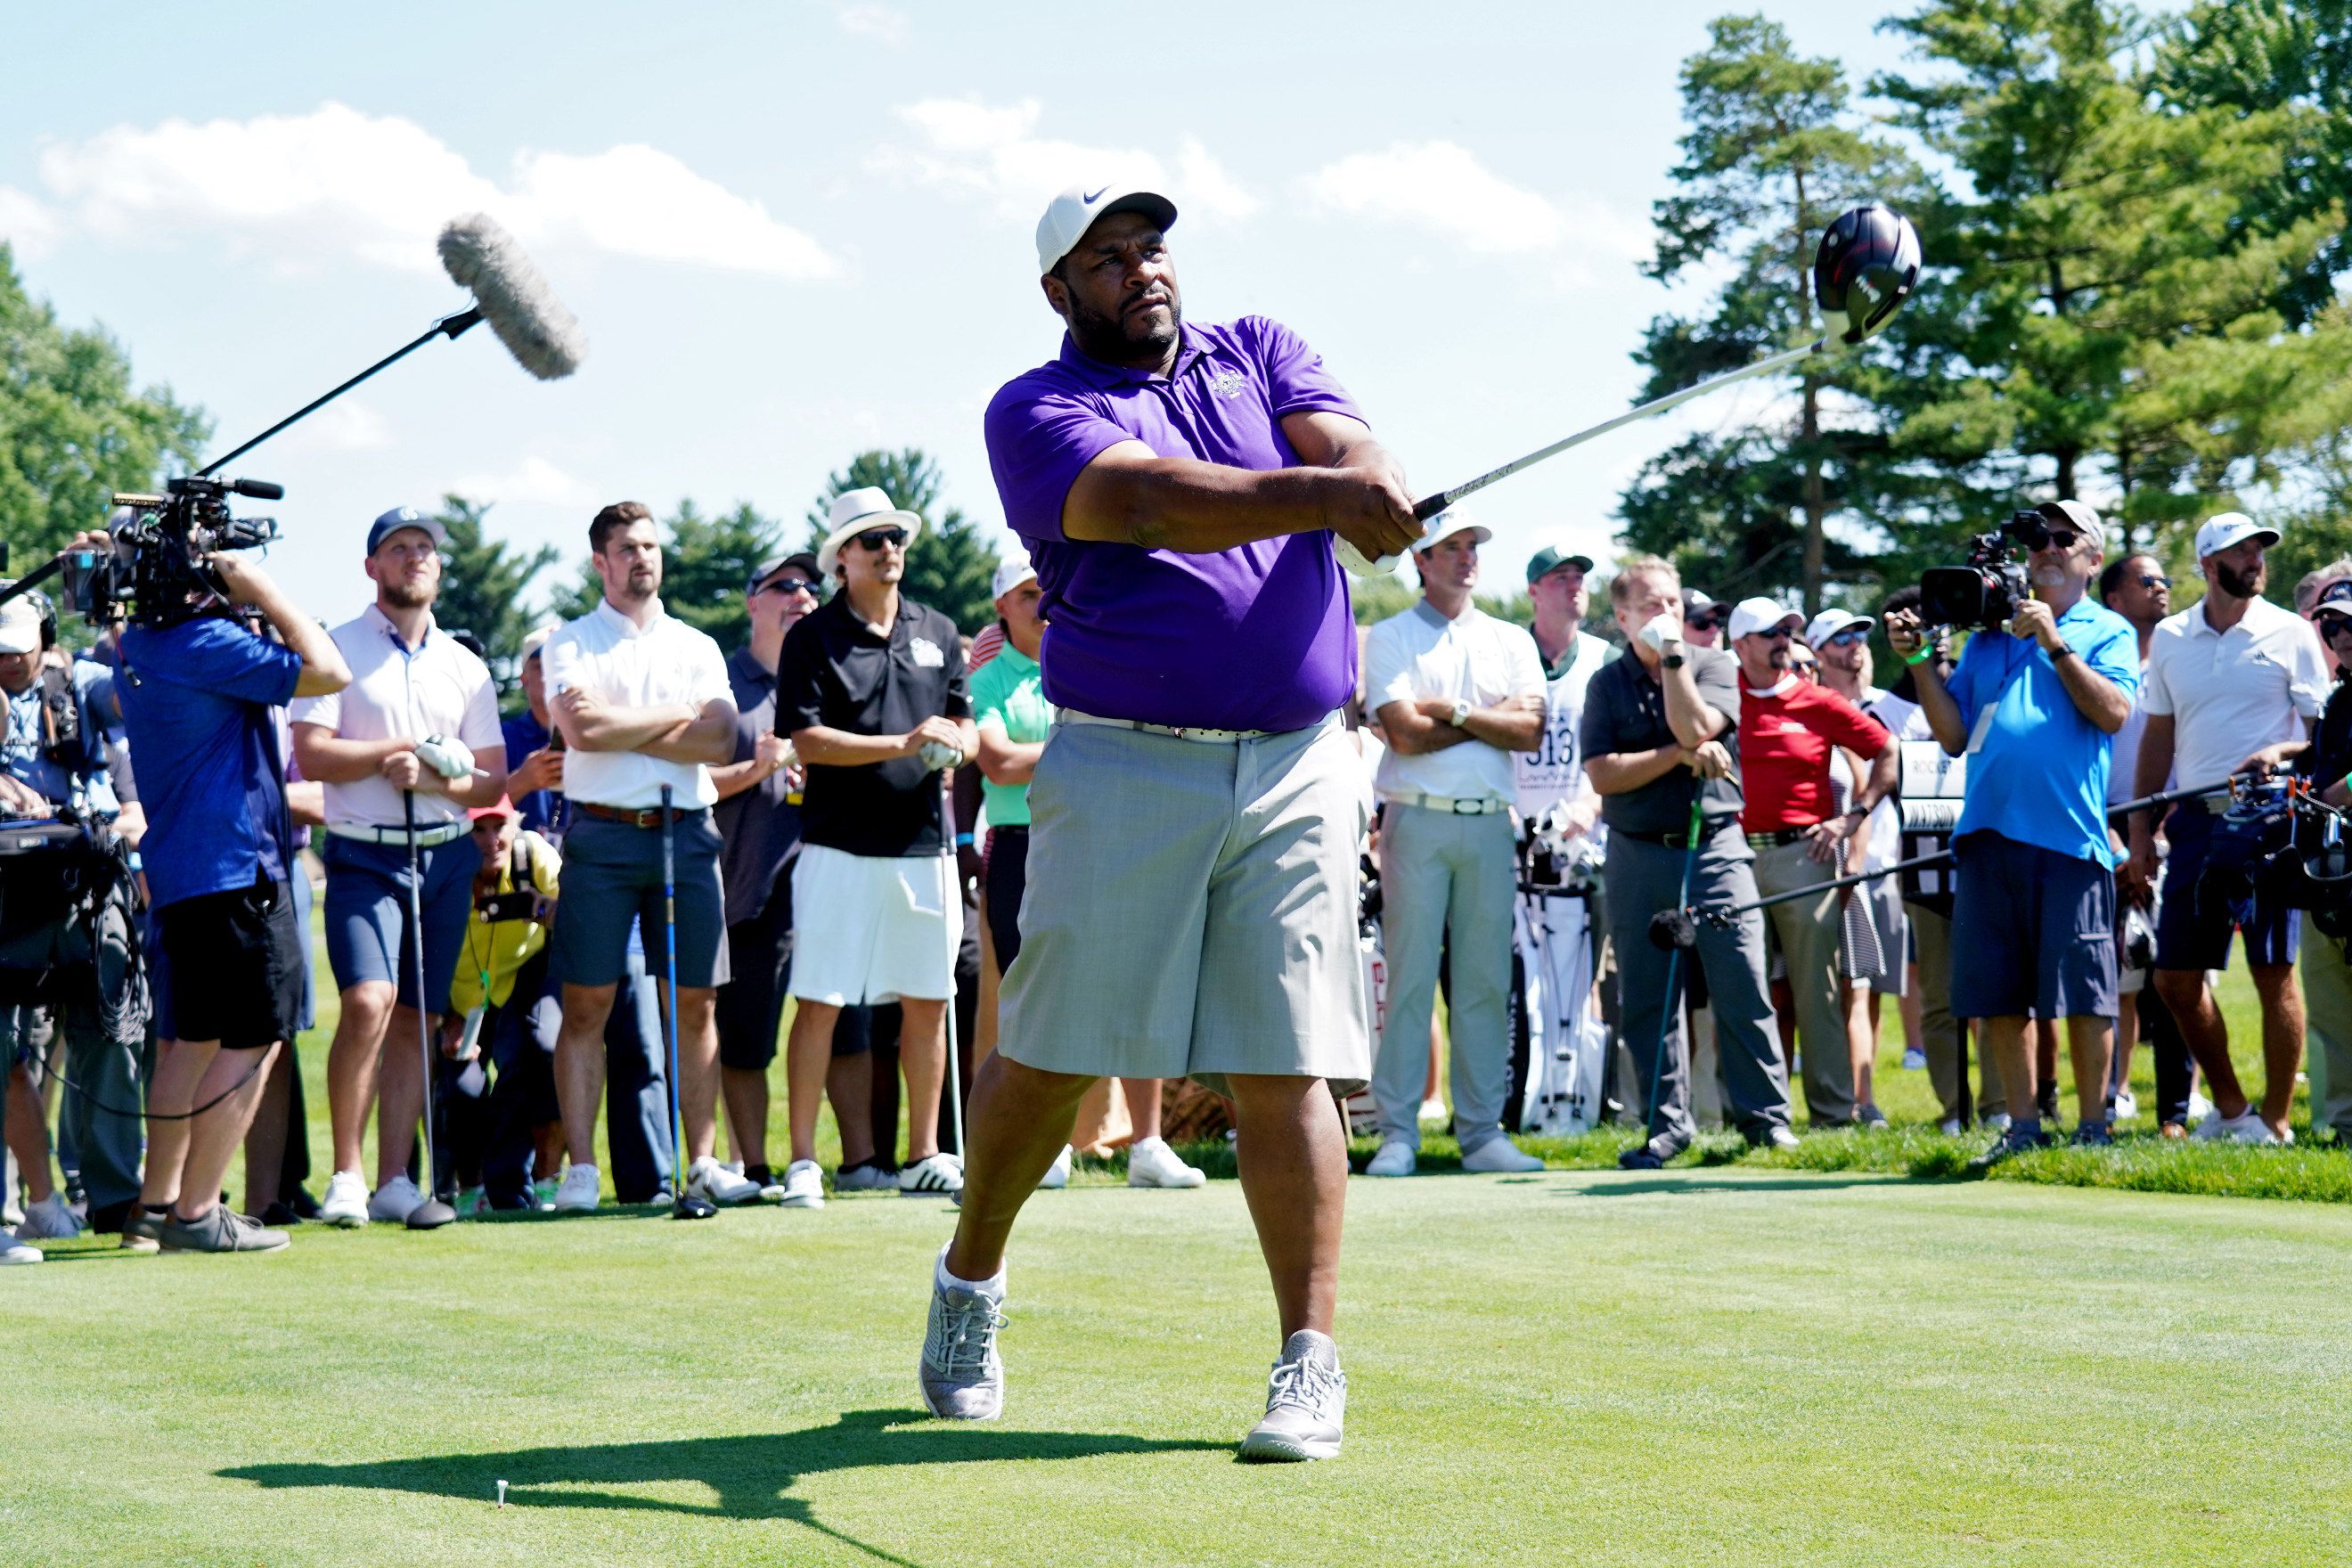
[502,708,563,837]
[3,662,122,812]
[117,617,303,910]
[1949,598,2140,866]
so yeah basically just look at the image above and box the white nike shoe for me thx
[1038,1146,1073,1189]
[686,1156,762,1206]
[1,1236,40,1265]
[2111,1089,2139,1122]
[1364,1139,1416,1178]
[1127,1136,1205,1188]
[1460,1138,1544,1174]
[780,1159,826,1209]
[552,1164,601,1213]
[16,1192,84,1241]
[319,1170,371,1228]
[366,1175,426,1224]
[900,1153,966,1196]
[1240,1330,1346,1462]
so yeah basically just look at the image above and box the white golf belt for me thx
[1384,791,1510,815]
[325,821,470,848]
[1055,706,1270,744]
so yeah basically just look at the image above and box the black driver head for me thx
[405,1197,458,1230]
[1648,908,1700,951]
[672,1193,718,1221]
[1815,202,1922,346]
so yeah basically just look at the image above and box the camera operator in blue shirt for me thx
[112,539,350,1254]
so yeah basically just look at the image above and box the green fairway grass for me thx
[13,1170,2352,1566]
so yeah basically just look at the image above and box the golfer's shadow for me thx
[223,1406,1223,1550]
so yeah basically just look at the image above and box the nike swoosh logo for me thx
[1082,186,1107,203]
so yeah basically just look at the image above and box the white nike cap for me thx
[1036,182,1179,275]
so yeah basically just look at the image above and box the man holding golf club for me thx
[919,180,1417,1462]
[541,502,748,1214]
[775,488,976,1209]
[291,507,508,1227]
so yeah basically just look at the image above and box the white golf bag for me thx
[1342,913,1387,1138]
[1508,832,1609,1136]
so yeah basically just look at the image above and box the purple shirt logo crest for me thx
[1206,367,1247,399]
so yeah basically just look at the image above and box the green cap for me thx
[1526,543,1595,585]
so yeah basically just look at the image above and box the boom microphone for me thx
[437,213,588,381]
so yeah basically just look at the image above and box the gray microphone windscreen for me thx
[437,214,588,380]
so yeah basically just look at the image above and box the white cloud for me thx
[281,399,392,454]
[874,96,1258,224]
[18,102,838,280]
[832,3,908,44]
[450,455,600,510]
[0,185,60,258]
[1301,141,1646,267]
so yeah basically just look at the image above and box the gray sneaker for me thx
[1240,1329,1347,1462]
[919,1266,1006,1420]
[159,1205,289,1254]
[120,1207,164,1254]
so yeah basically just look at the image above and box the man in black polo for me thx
[775,488,976,1207]
[712,551,820,1199]
[1580,556,1795,1167]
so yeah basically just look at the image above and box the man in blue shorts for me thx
[1887,501,2138,1163]
[916,181,1420,1460]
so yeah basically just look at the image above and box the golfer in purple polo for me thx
[916,182,1419,1460]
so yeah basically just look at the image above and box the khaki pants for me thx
[2301,924,2352,1141]
[1753,839,1855,1126]
[1912,904,2003,1123]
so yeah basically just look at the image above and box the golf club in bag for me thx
[1340,202,1922,575]
[658,785,717,1220]
[936,770,968,1169]
[401,789,456,1230]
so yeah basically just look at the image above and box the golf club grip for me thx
[1412,493,1451,522]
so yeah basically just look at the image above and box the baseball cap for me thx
[992,547,1038,602]
[468,795,517,823]
[2194,510,2280,561]
[1415,509,1493,553]
[1526,543,1595,584]
[2040,498,2103,536]
[747,551,821,596]
[1804,608,1874,648]
[520,624,559,663]
[1727,596,1804,642]
[0,593,41,655]
[2315,579,2352,619]
[366,506,445,555]
[1036,182,1180,275]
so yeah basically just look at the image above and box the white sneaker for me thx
[2187,1091,2215,1124]
[834,1161,895,1193]
[1,1236,39,1265]
[1240,1330,1346,1461]
[1038,1146,1073,1189]
[1417,1098,1449,1124]
[1938,1117,1964,1137]
[552,1164,601,1213]
[16,1192,84,1241]
[1127,1136,1205,1188]
[1985,1112,2013,1133]
[1900,1047,1928,1071]
[727,1161,789,1202]
[319,1170,371,1228]
[1460,1138,1544,1174]
[2193,1108,2276,1144]
[900,1152,966,1196]
[686,1156,762,1206]
[1365,1139,1416,1178]
[366,1174,425,1224]
[2111,1089,2139,1122]
[780,1158,826,1209]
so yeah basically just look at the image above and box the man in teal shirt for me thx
[969,550,1205,1193]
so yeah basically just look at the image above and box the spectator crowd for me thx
[5,485,2349,1262]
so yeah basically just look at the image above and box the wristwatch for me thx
[1662,653,1686,670]
[1448,699,1473,728]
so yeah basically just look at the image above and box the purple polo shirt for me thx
[984,315,1364,732]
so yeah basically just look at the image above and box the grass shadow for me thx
[222,1406,1228,1560]
[1578,1174,1899,1197]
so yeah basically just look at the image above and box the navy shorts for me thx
[2154,804,2300,971]
[322,833,474,1013]
[1948,830,2118,1021]
[548,812,730,990]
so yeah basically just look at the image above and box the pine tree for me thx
[427,495,559,698]
[551,500,783,649]
[805,448,999,633]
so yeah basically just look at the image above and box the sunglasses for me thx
[756,576,817,597]
[1688,610,1730,630]
[2321,612,2352,636]
[853,527,909,551]
[2137,573,2170,590]
[1752,626,1795,642]
[1825,628,1869,647]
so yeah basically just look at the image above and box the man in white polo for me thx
[291,506,508,1227]
[2130,510,2329,1142]
[541,501,748,1213]
[1362,511,1548,1176]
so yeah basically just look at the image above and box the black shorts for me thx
[715,886,794,1071]
[157,876,305,1049]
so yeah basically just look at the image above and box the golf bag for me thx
[1341,853,1386,1138]
[1506,837,1607,1136]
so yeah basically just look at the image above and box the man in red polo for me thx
[1727,596,1896,1126]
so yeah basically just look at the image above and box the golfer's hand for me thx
[379,747,426,790]
[2238,742,2296,778]
[413,734,475,780]
[2125,837,2160,902]
[511,746,563,796]
[1804,812,1857,864]
[1683,739,1733,780]
[2006,598,2062,652]
[902,715,965,761]
[1554,796,1601,843]
[958,842,984,887]
[1323,466,1421,566]
[755,731,795,776]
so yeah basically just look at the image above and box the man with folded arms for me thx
[291,507,507,1226]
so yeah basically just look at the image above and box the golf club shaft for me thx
[939,772,966,1162]
[1645,797,1708,1131]
[1411,340,1823,521]
[403,789,438,1201]
[658,785,689,1204]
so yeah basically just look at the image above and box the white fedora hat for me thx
[817,486,925,576]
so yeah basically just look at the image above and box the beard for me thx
[381,579,436,611]
[2216,559,2266,600]
[1066,284,1181,363]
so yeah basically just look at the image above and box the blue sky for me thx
[1,2,1919,619]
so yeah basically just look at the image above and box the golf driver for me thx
[1342,201,1923,575]
[659,784,717,1220]
[402,788,457,1230]
[1630,796,1711,1147]
[935,764,968,1169]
